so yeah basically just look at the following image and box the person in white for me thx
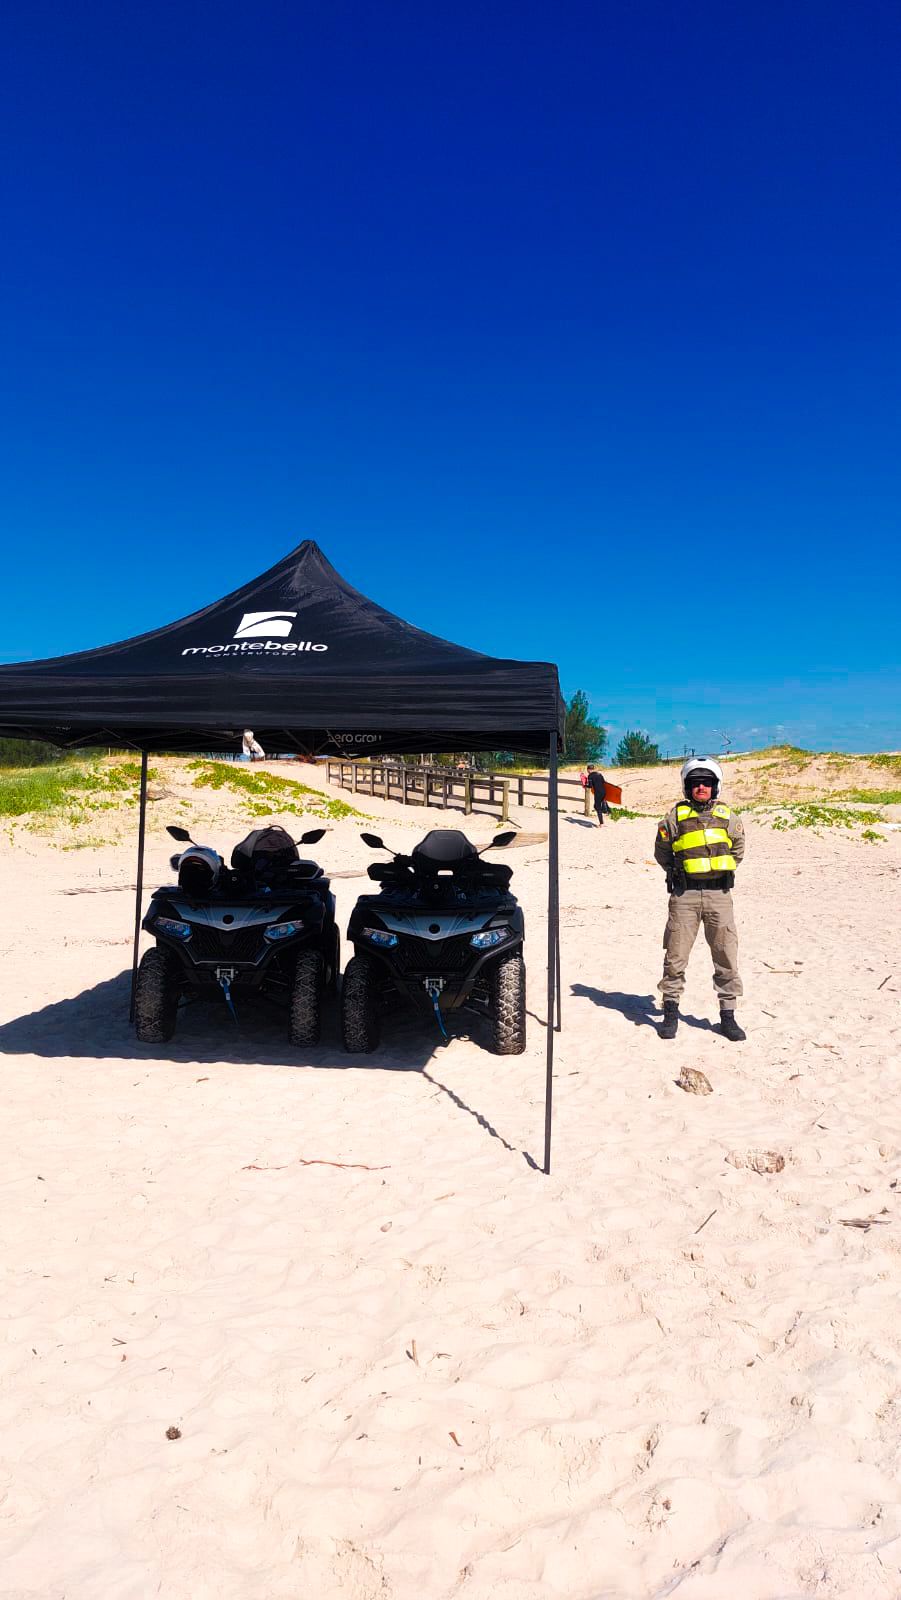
[242,729,266,761]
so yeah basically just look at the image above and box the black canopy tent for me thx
[0,541,565,1169]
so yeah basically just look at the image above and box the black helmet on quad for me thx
[231,825,299,887]
[681,756,723,801]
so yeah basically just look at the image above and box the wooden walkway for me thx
[325,760,592,821]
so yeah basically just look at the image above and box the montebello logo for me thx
[234,611,297,639]
[180,609,328,658]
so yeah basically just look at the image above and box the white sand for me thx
[2,787,901,1599]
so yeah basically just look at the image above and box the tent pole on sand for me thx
[543,732,559,1175]
[129,751,149,1024]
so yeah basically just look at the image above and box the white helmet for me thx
[177,845,222,896]
[681,756,723,800]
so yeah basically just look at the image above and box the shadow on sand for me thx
[0,970,541,1164]
[570,983,719,1033]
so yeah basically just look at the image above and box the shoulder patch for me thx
[712,803,731,818]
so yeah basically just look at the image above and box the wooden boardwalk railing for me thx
[325,760,593,820]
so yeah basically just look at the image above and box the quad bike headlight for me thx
[362,926,398,948]
[470,927,509,949]
[156,916,193,940]
[264,920,301,942]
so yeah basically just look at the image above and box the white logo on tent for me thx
[234,611,298,639]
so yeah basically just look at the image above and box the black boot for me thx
[720,1011,746,1042]
[658,1001,679,1040]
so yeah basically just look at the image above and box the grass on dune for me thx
[836,788,901,805]
[765,802,885,833]
[0,760,146,818]
[187,759,364,821]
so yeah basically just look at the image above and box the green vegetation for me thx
[607,805,648,821]
[187,760,363,820]
[837,788,901,805]
[862,829,885,844]
[766,803,884,833]
[754,744,812,759]
[564,691,608,764]
[615,730,661,766]
[0,737,63,767]
[0,760,147,818]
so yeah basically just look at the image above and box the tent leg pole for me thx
[555,904,562,1032]
[543,734,559,1175]
[129,751,149,1024]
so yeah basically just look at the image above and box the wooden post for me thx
[353,763,358,794]
[463,772,472,815]
[501,779,509,824]
[518,776,524,806]
[443,774,448,808]
[402,766,408,805]
[584,784,591,817]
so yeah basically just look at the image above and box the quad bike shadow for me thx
[0,971,538,1162]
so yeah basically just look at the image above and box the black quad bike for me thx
[341,828,526,1055]
[134,823,339,1047]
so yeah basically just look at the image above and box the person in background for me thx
[653,756,746,1042]
[242,729,266,761]
[584,765,609,827]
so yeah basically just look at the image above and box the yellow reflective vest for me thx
[671,801,737,876]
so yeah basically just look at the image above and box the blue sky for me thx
[1,1,899,755]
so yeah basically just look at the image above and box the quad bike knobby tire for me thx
[134,948,179,1043]
[289,949,325,1047]
[489,951,526,1055]
[341,955,380,1053]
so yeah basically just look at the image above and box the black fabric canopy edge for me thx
[0,540,564,756]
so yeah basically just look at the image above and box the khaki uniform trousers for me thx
[659,886,742,1009]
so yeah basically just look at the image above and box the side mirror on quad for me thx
[167,825,193,842]
[169,854,183,871]
[299,828,326,845]
[488,831,517,849]
[360,833,385,850]
[366,861,395,881]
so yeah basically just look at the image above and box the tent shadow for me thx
[0,970,538,1161]
[570,984,718,1033]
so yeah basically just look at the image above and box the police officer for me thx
[654,757,746,1041]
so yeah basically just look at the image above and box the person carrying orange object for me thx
[584,765,609,827]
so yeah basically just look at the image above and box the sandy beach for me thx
[2,762,901,1599]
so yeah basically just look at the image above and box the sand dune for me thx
[1,773,900,1598]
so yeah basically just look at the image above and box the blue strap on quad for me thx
[219,974,238,1023]
[425,980,447,1041]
